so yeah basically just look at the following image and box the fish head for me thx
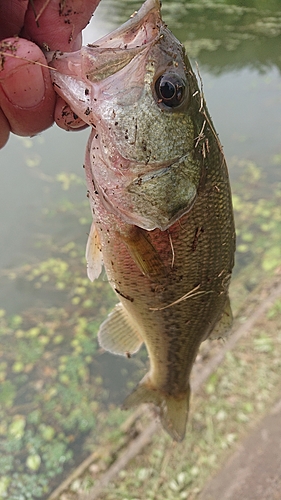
[49,0,204,231]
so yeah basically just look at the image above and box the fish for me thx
[48,0,235,441]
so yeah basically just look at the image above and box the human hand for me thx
[0,0,100,149]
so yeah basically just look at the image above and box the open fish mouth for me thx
[86,0,162,50]
[48,0,162,84]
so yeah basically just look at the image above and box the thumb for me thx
[0,38,55,137]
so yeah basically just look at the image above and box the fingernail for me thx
[1,63,45,108]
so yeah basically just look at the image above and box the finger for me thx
[54,96,89,131]
[22,0,101,51]
[0,38,55,137]
[0,1,28,39]
[0,109,10,149]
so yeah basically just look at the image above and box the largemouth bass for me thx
[49,0,235,441]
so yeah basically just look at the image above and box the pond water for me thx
[0,1,280,498]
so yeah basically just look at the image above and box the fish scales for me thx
[94,157,233,392]
[49,0,235,441]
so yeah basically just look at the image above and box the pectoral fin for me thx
[121,226,167,280]
[86,221,103,281]
[98,303,143,356]
[209,295,233,340]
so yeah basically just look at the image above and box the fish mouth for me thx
[88,0,162,50]
[48,0,163,97]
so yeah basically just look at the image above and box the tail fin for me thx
[122,374,190,442]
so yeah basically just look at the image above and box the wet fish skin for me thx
[49,0,235,441]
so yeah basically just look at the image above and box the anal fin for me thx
[98,303,143,356]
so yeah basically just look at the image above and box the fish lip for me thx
[47,0,162,70]
[91,0,162,49]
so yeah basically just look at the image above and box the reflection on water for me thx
[0,130,88,313]
[0,1,281,498]
[163,0,281,73]
[86,0,281,72]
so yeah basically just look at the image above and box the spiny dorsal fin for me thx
[121,226,167,281]
[86,221,103,281]
[209,295,233,340]
[98,303,143,356]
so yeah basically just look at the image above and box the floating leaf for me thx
[0,476,10,496]
[26,454,41,471]
[9,416,26,439]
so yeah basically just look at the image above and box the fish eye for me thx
[155,73,186,108]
